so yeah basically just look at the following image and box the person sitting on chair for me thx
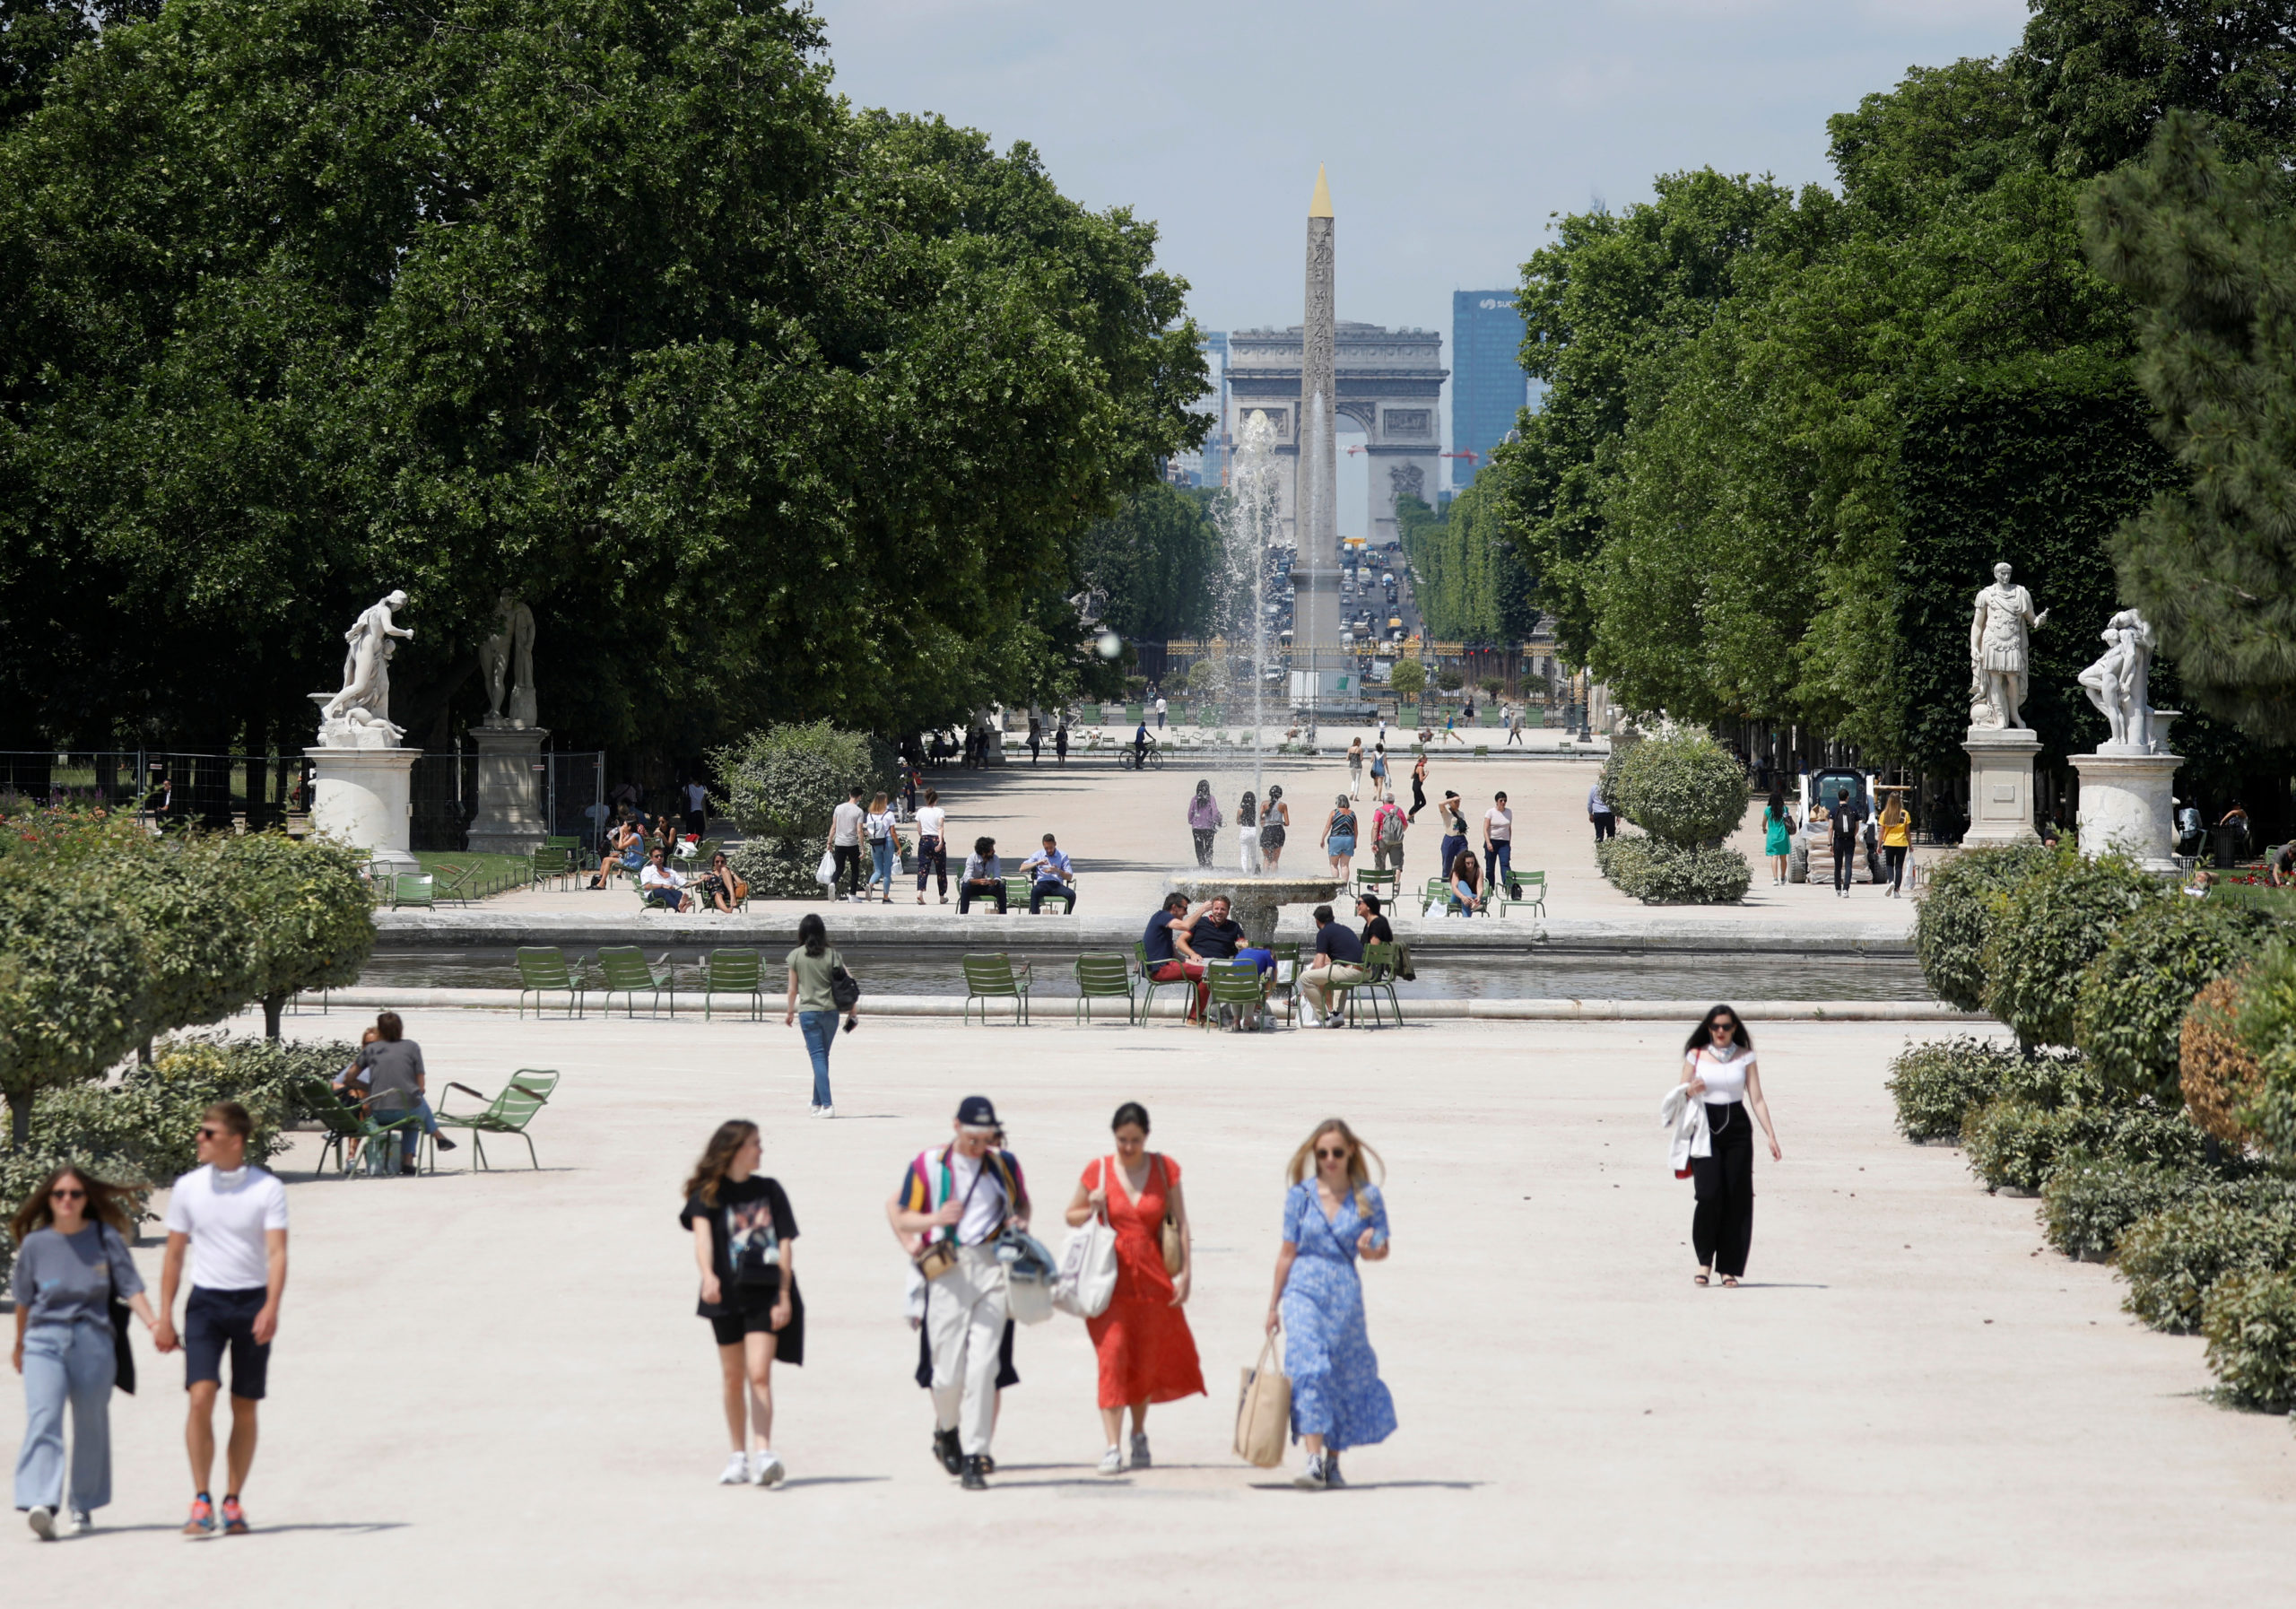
[1018,834,1077,914]
[640,847,690,912]
[958,837,1006,915]
[1448,852,1484,917]
[699,851,747,914]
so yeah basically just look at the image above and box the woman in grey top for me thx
[11,1166,159,1539]
[352,1011,449,1172]
[786,913,857,1118]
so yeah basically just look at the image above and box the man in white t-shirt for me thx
[912,787,949,904]
[1482,791,1517,897]
[682,778,707,838]
[152,1101,289,1538]
[827,786,866,901]
[886,1096,1030,1491]
[1154,696,1168,729]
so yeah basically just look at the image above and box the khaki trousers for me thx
[926,1246,1009,1456]
[1301,961,1366,1020]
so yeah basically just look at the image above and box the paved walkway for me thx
[8,1010,2289,1603]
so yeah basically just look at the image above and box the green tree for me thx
[1387,658,1427,701]
[1076,484,1222,641]
[1395,485,1537,644]
[0,864,146,1145]
[220,834,376,1039]
[2083,113,2296,742]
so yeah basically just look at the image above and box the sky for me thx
[813,0,2034,338]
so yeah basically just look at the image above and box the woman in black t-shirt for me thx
[680,1120,804,1487]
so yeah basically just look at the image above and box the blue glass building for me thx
[1450,291,1529,486]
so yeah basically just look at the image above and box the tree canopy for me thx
[0,0,1205,757]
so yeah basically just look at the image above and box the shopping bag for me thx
[1234,1330,1291,1468]
[1051,1210,1118,1318]
[814,850,837,886]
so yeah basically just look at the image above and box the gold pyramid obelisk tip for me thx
[1309,164,1333,218]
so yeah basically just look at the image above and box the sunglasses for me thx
[49,1187,86,1201]
[197,1126,223,1140]
[1710,1021,1735,1032]
[1315,1147,1349,1161]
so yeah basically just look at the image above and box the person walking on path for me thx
[1321,795,1359,883]
[1588,779,1616,843]
[1187,780,1222,867]
[1346,738,1364,800]
[1155,695,1168,729]
[152,1102,287,1538]
[1028,715,1042,765]
[1505,702,1526,746]
[785,913,854,1118]
[1877,792,1912,898]
[1434,792,1467,889]
[958,837,1006,915]
[886,1097,1031,1491]
[1408,753,1430,821]
[1441,709,1462,746]
[683,778,709,839]
[1482,791,1515,897]
[1265,1119,1395,1490]
[1371,791,1408,884]
[1237,790,1263,874]
[681,1121,803,1487]
[1677,1005,1782,1288]
[1828,786,1860,896]
[1761,788,1794,887]
[1368,743,1388,799]
[12,1167,160,1539]
[1055,720,1068,765]
[1259,785,1291,871]
[862,793,900,903]
[1064,1103,1205,1475]
[914,787,948,904]
[828,785,865,902]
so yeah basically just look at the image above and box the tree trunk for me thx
[264,994,284,1040]
[7,1088,30,1149]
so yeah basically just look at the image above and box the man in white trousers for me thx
[887,1096,1030,1490]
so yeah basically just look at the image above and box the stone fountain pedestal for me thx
[1170,874,1341,947]
[466,724,551,855]
[1961,726,2042,848]
[307,744,419,874]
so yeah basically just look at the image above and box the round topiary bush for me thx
[1884,1035,2027,1143]
[2074,900,2263,1098]
[2039,1155,2207,1262]
[1595,838,1752,904]
[1962,1099,2204,1195]
[1912,845,2051,1013]
[2232,940,2296,1159]
[2202,1270,2296,1410]
[1597,726,1749,847]
[2182,972,2264,1146]
[2118,1185,2296,1333]
[1980,851,2161,1048]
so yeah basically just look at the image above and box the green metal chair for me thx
[1266,940,1305,1025]
[297,1075,422,1178]
[530,844,574,891]
[424,1070,559,1171]
[391,872,436,909]
[430,860,488,905]
[1018,874,1075,915]
[699,949,765,1021]
[961,952,1031,1024]
[1073,952,1136,1023]
[1498,870,1548,918]
[596,945,676,1016]
[1000,874,1031,913]
[1134,941,1189,1022]
[516,947,584,1018]
[1419,876,1451,918]
[1351,940,1405,1028]
[1356,866,1397,902]
[1198,961,1266,1031]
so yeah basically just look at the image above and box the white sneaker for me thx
[65,1511,91,1536]
[751,1452,787,1487]
[27,1506,56,1540]
[1097,1446,1124,1476]
[1292,1453,1328,1491]
[1324,1013,1345,1030]
[819,1105,835,1119]
[807,1104,822,1117]
[718,1451,751,1485]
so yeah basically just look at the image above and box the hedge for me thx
[2039,1156,2220,1262]
[1913,845,2051,1013]
[1980,851,2160,1047]
[1885,1036,2029,1142]
[1595,836,1751,905]
[2232,940,2296,1159]
[2074,899,2262,1097]
[2182,973,2263,1147]
[1962,1099,2205,1196]
[2202,1271,2296,1411]
[2118,1183,2296,1333]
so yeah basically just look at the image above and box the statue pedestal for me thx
[1961,727,2042,847]
[307,746,419,874]
[2074,734,2181,876]
[466,726,551,855]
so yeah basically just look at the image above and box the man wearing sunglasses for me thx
[151,1102,289,1538]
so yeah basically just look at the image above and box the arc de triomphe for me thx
[1222,321,1448,549]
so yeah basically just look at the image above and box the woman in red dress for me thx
[1063,1102,1206,1474]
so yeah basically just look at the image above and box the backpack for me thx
[1378,807,1405,848]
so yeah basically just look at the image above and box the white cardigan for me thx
[1658,1083,1712,1178]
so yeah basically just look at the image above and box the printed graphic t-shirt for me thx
[681,1176,798,1309]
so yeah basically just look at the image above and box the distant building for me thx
[1451,291,1530,487]
[1199,330,1230,485]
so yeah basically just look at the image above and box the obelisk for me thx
[1292,164,1343,727]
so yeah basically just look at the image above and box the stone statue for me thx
[480,593,538,728]
[2077,607,2157,753]
[314,590,413,747]
[1968,562,2047,730]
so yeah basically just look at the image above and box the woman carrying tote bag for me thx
[1263,1118,1395,1491]
[1062,1103,1205,1476]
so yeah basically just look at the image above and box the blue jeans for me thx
[798,1010,836,1107]
[1484,840,1512,891]
[866,839,895,895]
[14,1320,114,1514]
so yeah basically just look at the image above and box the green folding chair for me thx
[1266,940,1305,1025]
[297,1075,422,1178]
[1074,952,1137,1023]
[699,950,765,1021]
[516,947,584,1018]
[1198,961,1267,1031]
[391,873,436,909]
[1498,870,1547,918]
[595,945,676,1016]
[530,845,573,891]
[1351,941,1405,1028]
[1134,941,1189,1022]
[961,953,1031,1024]
[425,1070,559,1171]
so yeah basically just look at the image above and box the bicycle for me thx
[1116,744,1164,771]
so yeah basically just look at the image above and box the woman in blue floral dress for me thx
[1264,1118,1395,1490]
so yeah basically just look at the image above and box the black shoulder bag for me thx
[105,1226,137,1396]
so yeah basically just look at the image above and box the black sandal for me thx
[1692,1274,1709,1287]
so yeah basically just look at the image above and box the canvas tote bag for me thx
[1234,1327,1290,1468]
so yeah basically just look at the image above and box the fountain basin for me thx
[1170,874,1342,948]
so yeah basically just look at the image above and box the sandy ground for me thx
[6,1008,2290,1606]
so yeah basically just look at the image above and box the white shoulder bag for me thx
[1051,1155,1120,1318]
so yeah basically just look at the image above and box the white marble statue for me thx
[2077,607,2158,753]
[314,589,413,747]
[480,593,538,728]
[1969,562,2047,730]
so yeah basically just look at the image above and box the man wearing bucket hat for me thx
[886,1097,1031,1490]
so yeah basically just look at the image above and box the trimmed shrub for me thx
[1885,1036,2027,1142]
[712,723,891,842]
[726,839,823,901]
[1962,1099,2205,1195]
[2074,899,2261,1098]
[1913,845,2051,1012]
[2183,972,2264,1146]
[2202,1271,2296,1411]
[2118,1182,2296,1332]
[221,832,377,1039]
[0,859,149,1146]
[2039,1156,2206,1261]
[30,1034,328,1189]
[1595,836,1751,904]
[2233,940,2296,1159]
[1981,851,2161,1048]
[1597,726,1749,847]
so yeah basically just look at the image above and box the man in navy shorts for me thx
[152,1101,289,1538]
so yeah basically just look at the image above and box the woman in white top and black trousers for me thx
[1678,1005,1781,1287]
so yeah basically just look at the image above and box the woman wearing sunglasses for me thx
[11,1167,159,1539]
[1679,1004,1782,1288]
[1264,1118,1395,1491]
